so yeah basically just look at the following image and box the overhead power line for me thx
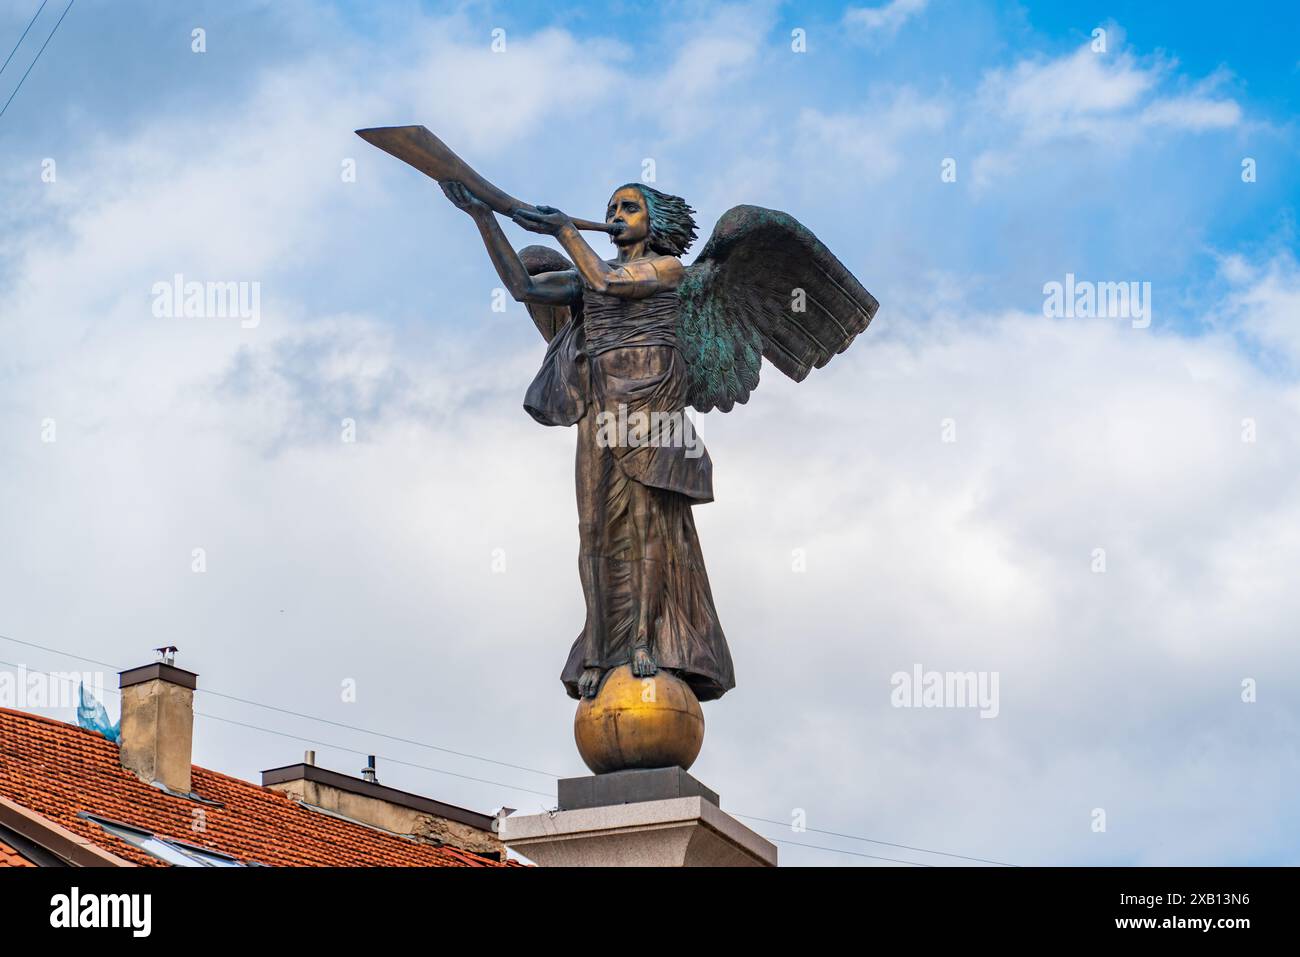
[198,685,562,779]
[735,813,1019,867]
[0,632,1020,866]
[190,707,557,800]
[0,0,74,120]
[0,0,50,80]
[0,655,555,801]
[760,837,934,866]
[0,631,560,779]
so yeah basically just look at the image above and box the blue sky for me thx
[1,0,1298,866]
[3,0,1296,333]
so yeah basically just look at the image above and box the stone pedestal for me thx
[501,769,777,867]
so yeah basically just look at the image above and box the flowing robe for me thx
[524,287,736,701]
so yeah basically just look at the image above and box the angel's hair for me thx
[615,183,698,257]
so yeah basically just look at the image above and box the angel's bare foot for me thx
[578,667,603,698]
[631,646,657,677]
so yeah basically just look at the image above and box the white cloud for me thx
[776,34,1245,199]
[797,87,949,182]
[844,0,929,41]
[0,3,1296,868]
[979,46,1158,139]
[1140,95,1242,130]
[1216,252,1300,367]
[968,43,1242,189]
[650,2,780,140]
[394,25,627,155]
[977,44,1243,140]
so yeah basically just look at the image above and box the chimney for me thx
[117,654,198,795]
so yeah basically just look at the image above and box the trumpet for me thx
[356,125,621,234]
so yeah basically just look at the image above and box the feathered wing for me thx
[677,205,879,413]
[518,245,582,342]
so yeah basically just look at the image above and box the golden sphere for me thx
[574,665,705,774]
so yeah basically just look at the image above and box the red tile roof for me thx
[0,836,36,867]
[0,707,506,867]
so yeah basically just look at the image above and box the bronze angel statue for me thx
[357,127,878,708]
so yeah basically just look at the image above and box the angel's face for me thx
[606,186,650,245]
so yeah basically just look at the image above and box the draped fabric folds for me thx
[524,288,735,702]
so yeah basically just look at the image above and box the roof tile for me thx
[0,707,508,867]
[0,836,36,867]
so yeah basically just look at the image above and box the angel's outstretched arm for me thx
[556,223,682,299]
[511,206,682,299]
[442,182,579,305]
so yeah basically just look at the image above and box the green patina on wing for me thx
[677,258,763,413]
[677,205,879,413]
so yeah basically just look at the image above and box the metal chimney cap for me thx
[119,662,198,690]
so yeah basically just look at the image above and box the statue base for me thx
[500,769,776,867]
[558,766,719,810]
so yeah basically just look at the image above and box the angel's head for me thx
[607,184,698,257]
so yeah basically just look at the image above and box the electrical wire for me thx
[0,0,73,120]
[0,0,50,80]
[0,632,1021,866]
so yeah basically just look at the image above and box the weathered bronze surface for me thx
[359,127,879,772]
[356,126,619,234]
[574,665,704,774]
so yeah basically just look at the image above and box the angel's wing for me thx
[678,205,879,413]
[519,245,582,342]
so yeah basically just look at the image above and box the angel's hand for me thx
[441,181,490,217]
[510,205,571,236]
